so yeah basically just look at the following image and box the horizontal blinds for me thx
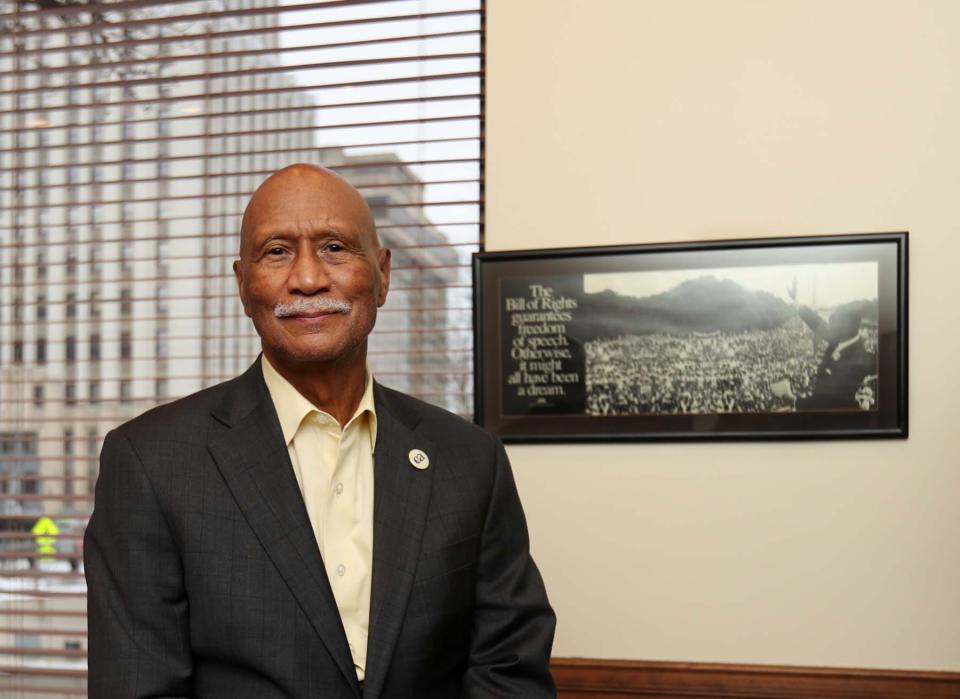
[0,0,483,692]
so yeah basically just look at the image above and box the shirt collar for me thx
[261,355,378,451]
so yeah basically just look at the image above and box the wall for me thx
[486,0,960,671]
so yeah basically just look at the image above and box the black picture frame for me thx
[473,232,908,442]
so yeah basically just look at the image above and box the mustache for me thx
[274,298,353,318]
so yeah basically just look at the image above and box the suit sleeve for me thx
[84,428,194,698]
[462,435,557,698]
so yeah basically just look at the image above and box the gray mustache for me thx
[274,298,352,318]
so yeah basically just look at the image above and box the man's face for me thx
[233,167,391,368]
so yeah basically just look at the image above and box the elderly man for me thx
[84,165,556,698]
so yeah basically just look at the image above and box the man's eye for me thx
[326,243,344,253]
[267,246,285,256]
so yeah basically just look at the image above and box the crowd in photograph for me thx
[585,317,877,416]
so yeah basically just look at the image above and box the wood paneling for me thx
[552,657,960,698]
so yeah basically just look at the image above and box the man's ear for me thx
[233,259,252,317]
[377,247,391,307]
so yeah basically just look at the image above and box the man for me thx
[796,302,878,411]
[84,164,556,698]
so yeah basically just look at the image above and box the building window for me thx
[65,336,77,364]
[121,242,134,274]
[120,332,132,360]
[66,292,77,318]
[33,385,44,407]
[15,634,41,649]
[88,381,100,404]
[66,250,78,278]
[120,288,132,315]
[89,290,100,317]
[89,247,100,278]
[13,341,23,363]
[65,382,77,406]
[36,294,47,321]
[90,333,101,361]
[36,338,46,364]
[87,427,99,457]
[119,380,131,403]
[63,429,74,496]
[155,330,168,359]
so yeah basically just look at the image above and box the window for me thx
[87,427,99,458]
[63,429,75,497]
[157,284,169,314]
[155,330,168,359]
[120,288,132,315]
[65,382,77,406]
[66,250,78,278]
[0,2,481,689]
[36,337,46,364]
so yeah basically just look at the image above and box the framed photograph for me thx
[473,232,907,442]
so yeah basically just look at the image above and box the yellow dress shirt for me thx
[261,356,376,681]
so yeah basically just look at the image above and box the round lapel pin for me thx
[408,448,430,470]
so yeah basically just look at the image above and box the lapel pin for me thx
[408,448,430,470]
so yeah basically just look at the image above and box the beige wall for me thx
[486,0,960,671]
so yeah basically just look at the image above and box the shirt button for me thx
[336,564,346,576]
[335,482,344,495]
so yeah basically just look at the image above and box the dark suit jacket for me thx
[84,358,556,698]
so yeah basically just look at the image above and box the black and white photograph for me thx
[582,262,879,417]
[474,233,907,441]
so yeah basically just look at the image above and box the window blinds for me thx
[0,0,483,692]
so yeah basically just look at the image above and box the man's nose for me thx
[287,249,331,295]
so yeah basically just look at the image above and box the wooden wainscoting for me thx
[551,658,960,699]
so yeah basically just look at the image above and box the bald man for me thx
[85,165,556,698]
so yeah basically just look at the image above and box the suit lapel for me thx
[363,385,435,698]
[206,360,360,697]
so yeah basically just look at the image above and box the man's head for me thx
[828,301,876,344]
[234,164,391,370]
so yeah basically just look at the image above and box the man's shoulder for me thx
[112,373,245,446]
[376,383,496,449]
